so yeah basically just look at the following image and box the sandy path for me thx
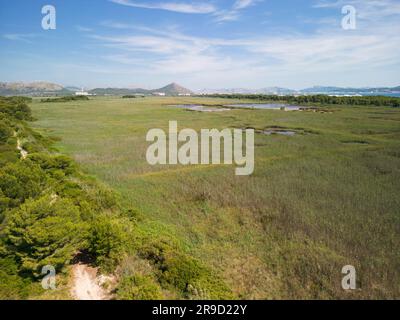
[13,132,28,159]
[17,139,28,159]
[70,264,107,300]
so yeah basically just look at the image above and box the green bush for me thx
[161,252,233,299]
[0,257,31,299]
[116,274,163,300]
[29,153,76,176]
[87,217,127,271]
[0,98,32,120]
[0,190,10,221]
[40,96,89,103]
[139,239,233,299]
[0,161,48,208]
[0,121,13,144]
[3,196,88,274]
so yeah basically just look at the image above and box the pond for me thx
[168,105,231,112]
[263,130,297,136]
[224,103,302,111]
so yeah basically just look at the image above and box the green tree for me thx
[0,121,13,144]
[3,196,88,273]
[0,161,48,208]
[87,216,127,271]
[117,274,163,300]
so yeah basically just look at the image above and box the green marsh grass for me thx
[31,96,400,299]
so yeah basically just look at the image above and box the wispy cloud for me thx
[90,1,400,88]
[234,0,256,10]
[214,0,260,22]
[3,33,37,43]
[109,0,216,14]
[76,25,93,32]
[213,10,240,22]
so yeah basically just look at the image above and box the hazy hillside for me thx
[0,82,69,96]
[2,81,398,97]
[89,88,151,95]
[88,83,193,96]
[198,85,400,95]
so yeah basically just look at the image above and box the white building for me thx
[75,88,90,96]
[152,92,166,96]
[75,91,89,96]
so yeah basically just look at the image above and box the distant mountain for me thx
[65,86,82,92]
[198,85,400,96]
[197,88,252,94]
[89,83,193,96]
[152,83,193,95]
[259,87,297,94]
[2,81,399,97]
[300,86,400,94]
[0,81,69,96]
[198,87,295,95]
[89,88,151,95]
[0,81,193,97]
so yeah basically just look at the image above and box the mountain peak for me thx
[154,83,193,95]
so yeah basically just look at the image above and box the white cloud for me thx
[214,0,260,22]
[234,0,255,10]
[91,34,206,54]
[110,0,261,23]
[88,0,400,88]
[109,0,216,14]
[3,34,37,43]
[95,26,397,87]
[76,25,93,32]
[213,10,241,22]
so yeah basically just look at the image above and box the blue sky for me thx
[0,0,399,89]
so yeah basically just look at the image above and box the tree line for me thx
[203,94,400,107]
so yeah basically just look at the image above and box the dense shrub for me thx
[87,217,127,271]
[41,96,89,103]
[0,161,48,208]
[28,153,76,176]
[161,252,233,299]
[122,95,141,99]
[139,240,233,299]
[0,257,31,299]
[0,121,13,144]
[0,190,10,221]
[116,274,163,300]
[0,97,32,120]
[3,196,88,274]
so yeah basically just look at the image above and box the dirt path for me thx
[70,264,108,300]
[13,132,28,159]
[17,138,28,159]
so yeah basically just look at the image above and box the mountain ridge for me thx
[89,83,193,95]
[1,81,399,96]
[0,81,193,96]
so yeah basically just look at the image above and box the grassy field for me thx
[30,96,400,299]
